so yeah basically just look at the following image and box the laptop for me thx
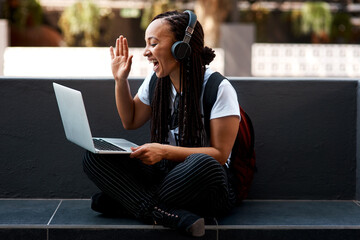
[53,82,138,154]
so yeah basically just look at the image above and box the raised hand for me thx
[110,35,133,82]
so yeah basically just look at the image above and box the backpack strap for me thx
[204,72,255,151]
[148,71,225,139]
[203,71,225,138]
[149,72,158,106]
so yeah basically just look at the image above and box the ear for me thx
[171,41,191,61]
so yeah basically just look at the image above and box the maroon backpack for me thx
[203,72,256,202]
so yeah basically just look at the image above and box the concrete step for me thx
[1,199,360,240]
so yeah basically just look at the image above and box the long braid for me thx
[149,11,215,147]
[179,56,206,147]
[151,76,171,143]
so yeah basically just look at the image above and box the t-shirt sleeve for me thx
[210,79,240,120]
[137,72,154,106]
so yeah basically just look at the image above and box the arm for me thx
[110,36,151,129]
[130,115,239,165]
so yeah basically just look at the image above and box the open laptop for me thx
[53,82,138,154]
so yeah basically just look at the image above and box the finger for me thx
[123,37,129,59]
[130,146,142,158]
[130,151,143,160]
[109,46,115,59]
[115,37,120,56]
[119,35,124,56]
[129,150,137,158]
[131,146,140,152]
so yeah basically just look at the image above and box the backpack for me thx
[203,72,256,202]
[148,72,256,202]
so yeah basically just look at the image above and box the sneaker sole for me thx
[186,217,205,237]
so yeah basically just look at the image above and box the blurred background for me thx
[0,0,359,78]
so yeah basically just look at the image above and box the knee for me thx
[184,154,227,186]
[185,153,222,171]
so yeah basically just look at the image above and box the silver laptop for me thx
[53,82,138,154]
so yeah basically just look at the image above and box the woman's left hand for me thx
[110,35,133,83]
[130,143,165,165]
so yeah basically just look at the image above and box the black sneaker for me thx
[91,192,129,217]
[152,206,205,237]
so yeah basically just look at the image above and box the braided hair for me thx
[150,11,215,147]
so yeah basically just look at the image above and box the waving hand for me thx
[110,35,133,82]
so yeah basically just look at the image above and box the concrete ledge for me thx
[1,199,360,240]
[0,77,359,200]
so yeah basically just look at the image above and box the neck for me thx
[169,66,181,93]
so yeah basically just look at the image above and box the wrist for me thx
[161,144,170,160]
[114,78,129,89]
[114,77,126,83]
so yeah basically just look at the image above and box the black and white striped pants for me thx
[83,151,236,220]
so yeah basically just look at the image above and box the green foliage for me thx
[58,0,101,47]
[330,12,352,43]
[120,8,141,18]
[237,1,356,44]
[3,0,43,29]
[140,0,176,30]
[299,1,332,36]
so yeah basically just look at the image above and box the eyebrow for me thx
[146,36,159,42]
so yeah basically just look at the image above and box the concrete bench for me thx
[1,199,360,240]
[0,77,359,239]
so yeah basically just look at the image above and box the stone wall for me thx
[3,47,224,78]
[252,44,360,77]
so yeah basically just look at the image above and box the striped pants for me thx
[83,151,236,220]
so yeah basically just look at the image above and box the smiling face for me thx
[143,19,180,81]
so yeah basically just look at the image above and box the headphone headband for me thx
[183,10,197,44]
[184,10,197,30]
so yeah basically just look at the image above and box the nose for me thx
[143,48,150,57]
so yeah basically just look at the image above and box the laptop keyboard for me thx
[93,139,126,152]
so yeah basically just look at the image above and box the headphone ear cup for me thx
[171,41,191,61]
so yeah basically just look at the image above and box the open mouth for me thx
[150,59,159,71]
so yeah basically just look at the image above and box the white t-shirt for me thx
[137,68,240,146]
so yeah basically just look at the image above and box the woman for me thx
[83,10,240,237]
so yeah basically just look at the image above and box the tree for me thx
[194,0,232,47]
[140,0,233,48]
[292,1,333,43]
[58,0,101,46]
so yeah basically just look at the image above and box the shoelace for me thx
[152,206,179,227]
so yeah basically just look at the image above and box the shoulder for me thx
[203,70,240,120]
[203,68,234,94]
